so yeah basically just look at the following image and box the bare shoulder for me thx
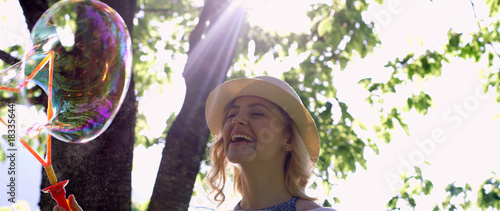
[296,199,337,211]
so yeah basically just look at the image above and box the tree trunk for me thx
[18,0,49,31]
[148,1,246,210]
[22,0,138,210]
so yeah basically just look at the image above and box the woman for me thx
[205,76,336,211]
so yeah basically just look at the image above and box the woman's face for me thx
[222,96,290,165]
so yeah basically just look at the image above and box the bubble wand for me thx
[1,52,70,209]
[0,0,132,209]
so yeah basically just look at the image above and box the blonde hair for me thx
[205,104,317,206]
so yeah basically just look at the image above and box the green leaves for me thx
[372,108,409,143]
[132,0,202,145]
[387,169,500,210]
[309,1,379,69]
[439,182,472,210]
[317,18,332,38]
[487,0,500,17]
[406,91,432,115]
[386,167,433,210]
[277,2,380,185]
[443,17,500,103]
[0,147,4,162]
[477,176,500,210]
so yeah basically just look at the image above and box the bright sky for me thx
[1,0,500,210]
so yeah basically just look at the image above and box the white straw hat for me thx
[205,76,320,163]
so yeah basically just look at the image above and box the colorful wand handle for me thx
[42,180,70,210]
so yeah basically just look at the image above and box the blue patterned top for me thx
[233,196,299,211]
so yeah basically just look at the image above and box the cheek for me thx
[222,122,231,143]
[255,119,286,142]
[270,117,286,132]
[222,121,230,135]
[255,127,275,144]
[254,127,284,149]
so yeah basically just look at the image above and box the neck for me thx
[237,161,293,210]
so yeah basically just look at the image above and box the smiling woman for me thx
[223,96,290,164]
[205,76,336,211]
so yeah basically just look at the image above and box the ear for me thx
[286,132,293,144]
[283,133,293,151]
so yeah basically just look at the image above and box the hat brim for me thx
[205,77,319,163]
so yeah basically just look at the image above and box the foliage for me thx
[433,182,472,211]
[132,0,200,147]
[386,166,433,210]
[477,176,500,210]
[132,199,150,211]
[294,0,381,185]
[387,168,500,210]
[133,0,200,97]
[135,110,176,148]
[373,0,500,209]
[360,0,500,146]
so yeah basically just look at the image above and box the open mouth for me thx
[230,134,255,144]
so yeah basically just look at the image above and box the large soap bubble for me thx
[0,0,132,143]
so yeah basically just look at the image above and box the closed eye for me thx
[251,112,264,116]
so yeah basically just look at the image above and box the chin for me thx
[226,149,258,164]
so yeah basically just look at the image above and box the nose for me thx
[232,114,247,126]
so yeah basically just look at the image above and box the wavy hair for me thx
[205,103,317,206]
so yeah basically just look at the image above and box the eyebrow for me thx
[227,102,270,111]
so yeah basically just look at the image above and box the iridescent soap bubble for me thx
[1,0,132,143]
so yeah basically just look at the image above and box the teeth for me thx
[231,134,254,142]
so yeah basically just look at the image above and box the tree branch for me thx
[18,0,48,31]
[469,0,500,58]
[0,50,20,65]
[469,0,478,19]
[187,0,231,55]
